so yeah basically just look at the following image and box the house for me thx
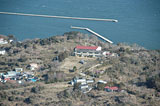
[103,51,118,58]
[86,79,94,84]
[4,78,11,81]
[0,49,6,55]
[98,80,107,84]
[102,51,111,56]
[15,68,23,72]
[0,37,8,45]
[23,72,34,79]
[79,60,85,64]
[27,78,37,82]
[0,73,4,76]
[3,71,20,79]
[9,39,14,43]
[80,85,92,93]
[79,73,86,77]
[74,46,102,57]
[29,63,38,71]
[74,78,86,83]
[80,84,89,89]
[105,86,118,92]
[70,77,86,85]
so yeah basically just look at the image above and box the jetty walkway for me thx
[71,26,113,44]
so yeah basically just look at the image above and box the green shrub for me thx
[73,66,77,72]
[146,74,160,91]
[97,83,106,91]
[24,97,32,104]
[58,51,69,62]
[73,83,81,91]
[8,96,15,101]
[43,71,66,83]
[31,85,44,93]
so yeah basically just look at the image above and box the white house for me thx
[0,38,8,45]
[70,77,87,85]
[74,45,102,57]
[80,84,89,89]
[98,80,107,84]
[80,85,92,93]
[0,49,6,55]
[86,79,94,84]
[3,71,19,78]
[74,78,86,84]
[15,68,23,72]
[29,63,38,70]
[9,39,14,43]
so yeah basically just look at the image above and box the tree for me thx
[146,74,160,92]
[73,83,81,91]
[119,47,125,52]
[73,66,77,72]
[58,51,69,62]
[97,83,106,90]
[7,35,16,41]
[18,56,27,62]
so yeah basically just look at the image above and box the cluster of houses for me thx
[0,37,7,55]
[69,77,120,93]
[97,80,120,92]
[74,45,118,58]
[0,36,15,55]
[71,45,120,93]
[0,63,39,84]
[70,77,94,93]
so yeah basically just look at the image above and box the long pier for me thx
[71,26,113,44]
[0,12,118,22]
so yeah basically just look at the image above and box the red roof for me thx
[76,46,98,50]
[4,78,10,81]
[105,86,110,89]
[0,37,4,39]
[105,86,118,90]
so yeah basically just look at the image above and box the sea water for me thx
[0,0,160,49]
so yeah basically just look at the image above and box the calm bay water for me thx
[0,0,160,49]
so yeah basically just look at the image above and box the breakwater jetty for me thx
[71,26,113,44]
[0,12,118,22]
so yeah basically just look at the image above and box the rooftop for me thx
[76,46,98,50]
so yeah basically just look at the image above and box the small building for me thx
[80,84,89,89]
[79,73,86,77]
[86,79,94,84]
[0,73,4,76]
[102,51,111,56]
[15,68,23,72]
[70,77,86,85]
[3,71,20,78]
[98,80,107,84]
[9,39,14,43]
[105,86,118,92]
[74,78,86,83]
[29,63,38,71]
[4,78,11,81]
[23,72,34,79]
[79,60,85,64]
[0,37,8,45]
[103,51,118,58]
[74,46,102,57]
[81,85,92,93]
[27,78,37,82]
[0,49,6,55]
